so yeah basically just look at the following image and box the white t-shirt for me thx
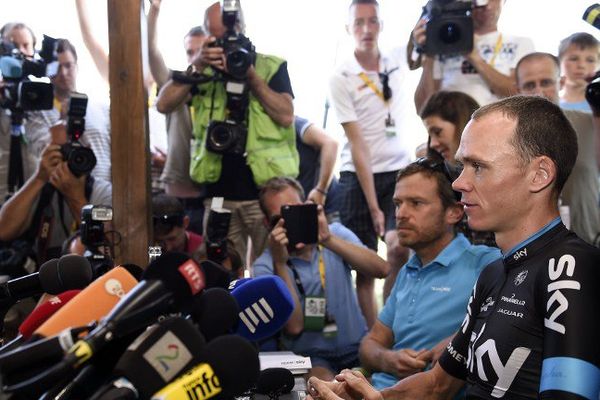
[433,31,534,106]
[329,47,414,173]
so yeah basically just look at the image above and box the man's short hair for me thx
[472,95,578,195]
[396,161,457,210]
[0,22,37,48]
[56,38,78,62]
[350,0,379,6]
[152,194,185,235]
[185,26,206,38]
[515,52,560,85]
[258,177,305,217]
[204,1,246,35]
[558,32,600,61]
[420,91,480,139]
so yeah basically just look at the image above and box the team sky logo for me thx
[545,254,580,334]
[514,270,528,286]
[239,297,274,334]
[513,248,528,261]
[467,324,531,398]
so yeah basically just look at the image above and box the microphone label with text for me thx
[179,260,205,295]
[151,363,222,400]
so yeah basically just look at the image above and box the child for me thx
[558,32,600,112]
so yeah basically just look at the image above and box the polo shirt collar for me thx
[345,52,392,75]
[406,233,471,270]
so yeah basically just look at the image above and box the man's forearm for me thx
[273,260,304,336]
[381,364,462,400]
[351,145,379,212]
[322,235,389,278]
[0,176,45,241]
[247,70,293,127]
[316,140,337,191]
[414,57,438,114]
[156,80,193,114]
[468,56,517,98]
[147,2,169,88]
[360,337,391,373]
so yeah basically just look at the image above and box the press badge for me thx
[304,296,326,331]
[385,115,396,137]
[323,314,338,338]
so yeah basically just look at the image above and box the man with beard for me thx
[358,154,500,393]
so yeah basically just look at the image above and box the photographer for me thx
[0,22,40,204]
[413,0,534,112]
[253,177,389,381]
[156,1,297,265]
[152,194,203,255]
[25,39,111,183]
[0,142,111,263]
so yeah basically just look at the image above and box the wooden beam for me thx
[107,0,151,267]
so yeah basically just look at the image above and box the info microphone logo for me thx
[239,297,274,334]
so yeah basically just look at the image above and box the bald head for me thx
[515,52,561,104]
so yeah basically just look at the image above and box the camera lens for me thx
[227,48,251,77]
[209,124,234,150]
[439,22,462,44]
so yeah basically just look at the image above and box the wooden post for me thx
[107,0,151,267]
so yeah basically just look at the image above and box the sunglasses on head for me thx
[415,150,462,201]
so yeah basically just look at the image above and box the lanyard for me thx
[487,33,503,68]
[358,72,385,103]
[286,246,326,296]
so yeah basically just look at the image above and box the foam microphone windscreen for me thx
[142,252,206,308]
[231,276,294,341]
[34,267,138,338]
[200,260,231,289]
[18,289,81,339]
[227,277,252,291]
[256,368,295,395]
[113,317,206,399]
[151,334,260,400]
[190,288,239,342]
[39,254,94,294]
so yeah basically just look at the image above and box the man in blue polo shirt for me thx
[359,155,500,391]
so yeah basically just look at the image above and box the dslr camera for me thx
[80,204,113,276]
[212,0,256,79]
[205,208,232,264]
[0,35,56,123]
[421,0,478,56]
[60,92,97,177]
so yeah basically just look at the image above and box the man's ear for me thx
[445,203,464,226]
[530,155,556,193]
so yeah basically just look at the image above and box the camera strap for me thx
[7,134,25,198]
[285,246,327,296]
[358,72,386,104]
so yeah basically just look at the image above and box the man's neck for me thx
[561,81,587,102]
[474,25,498,36]
[289,244,314,261]
[414,230,455,266]
[495,210,560,255]
[354,48,380,72]
[54,90,71,103]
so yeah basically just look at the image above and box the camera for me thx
[585,71,600,113]
[212,0,256,79]
[60,92,97,177]
[80,204,113,277]
[206,120,247,156]
[0,35,56,119]
[206,208,232,264]
[422,0,474,56]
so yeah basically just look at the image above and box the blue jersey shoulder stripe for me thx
[540,357,600,399]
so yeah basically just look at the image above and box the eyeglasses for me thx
[379,67,398,102]
[415,150,462,201]
[152,213,184,228]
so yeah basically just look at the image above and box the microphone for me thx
[64,252,205,368]
[0,254,93,302]
[228,277,252,291]
[199,260,232,289]
[18,290,81,339]
[256,368,295,398]
[231,276,294,341]
[583,3,600,29]
[90,317,206,400]
[34,266,138,338]
[190,288,239,342]
[150,334,260,399]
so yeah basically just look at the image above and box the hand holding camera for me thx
[48,161,85,202]
[35,144,63,183]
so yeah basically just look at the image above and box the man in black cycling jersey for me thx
[306,95,600,400]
